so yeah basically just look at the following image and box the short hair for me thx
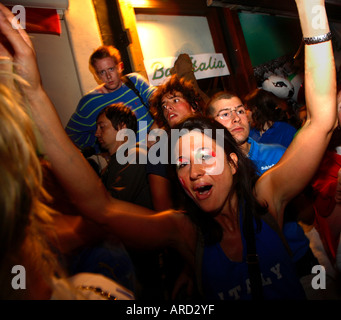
[149,75,204,129]
[89,45,122,69]
[205,91,240,117]
[97,103,137,133]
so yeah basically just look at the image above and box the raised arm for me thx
[255,0,337,226]
[0,4,197,260]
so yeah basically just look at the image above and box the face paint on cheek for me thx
[178,176,195,200]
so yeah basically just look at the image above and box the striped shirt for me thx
[65,73,155,152]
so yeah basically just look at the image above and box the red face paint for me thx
[178,176,193,200]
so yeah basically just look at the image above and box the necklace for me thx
[78,285,117,300]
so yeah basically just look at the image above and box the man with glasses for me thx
[206,91,286,175]
[65,45,156,153]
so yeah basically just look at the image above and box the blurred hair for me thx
[0,61,63,299]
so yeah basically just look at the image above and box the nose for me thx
[189,163,205,180]
[164,103,174,111]
[106,71,112,80]
[231,110,241,122]
[95,127,101,137]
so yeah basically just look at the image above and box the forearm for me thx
[295,0,336,131]
[26,87,112,217]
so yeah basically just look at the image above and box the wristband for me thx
[303,31,332,45]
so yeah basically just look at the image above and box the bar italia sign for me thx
[144,53,230,86]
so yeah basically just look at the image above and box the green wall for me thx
[238,12,302,66]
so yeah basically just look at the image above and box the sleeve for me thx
[65,94,101,152]
[127,73,156,108]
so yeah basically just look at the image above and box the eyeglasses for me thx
[215,106,246,120]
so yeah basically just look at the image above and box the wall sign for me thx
[144,53,230,86]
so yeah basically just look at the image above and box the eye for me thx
[176,158,189,169]
[194,149,215,164]
[237,109,246,115]
[219,111,230,119]
[202,154,212,161]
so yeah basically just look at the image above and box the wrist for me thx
[296,0,330,38]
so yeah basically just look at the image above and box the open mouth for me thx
[193,184,213,200]
[168,113,177,121]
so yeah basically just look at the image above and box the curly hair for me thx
[149,75,204,129]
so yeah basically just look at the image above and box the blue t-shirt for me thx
[65,73,155,152]
[202,214,306,300]
[247,137,286,175]
[250,121,297,148]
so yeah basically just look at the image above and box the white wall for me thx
[30,0,102,127]
[136,14,216,60]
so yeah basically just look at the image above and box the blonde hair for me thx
[0,60,63,299]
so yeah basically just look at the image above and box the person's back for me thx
[249,121,297,148]
[65,45,155,153]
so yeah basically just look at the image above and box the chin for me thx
[196,201,221,216]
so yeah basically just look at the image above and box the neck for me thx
[109,141,124,156]
[215,193,239,232]
[240,141,251,155]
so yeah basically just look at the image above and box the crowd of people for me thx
[0,0,340,301]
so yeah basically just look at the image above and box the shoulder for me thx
[126,73,155,90]
[257,141,286,154]
[250,137,285,156]
[126,72,147,82]
[78,90,103,105]
[274,121,297,132]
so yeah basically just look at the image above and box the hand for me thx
[0,3,41,93]
[171,265,194,300]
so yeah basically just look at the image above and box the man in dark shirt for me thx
[96,103,152,209]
